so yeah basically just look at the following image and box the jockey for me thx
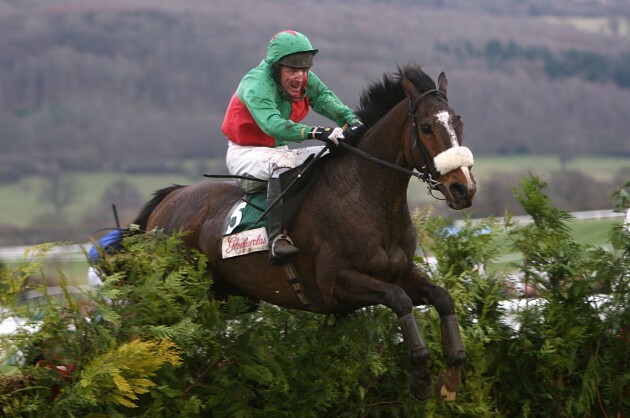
[222,30,362,264]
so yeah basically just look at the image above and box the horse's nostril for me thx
[449,183,468,200]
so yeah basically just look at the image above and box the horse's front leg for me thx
[335,268,434,401]
[435,314,466,401]
[395,268,467,401]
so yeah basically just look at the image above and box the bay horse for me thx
[132,65,476,401]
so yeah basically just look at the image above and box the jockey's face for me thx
[279,66,309,99]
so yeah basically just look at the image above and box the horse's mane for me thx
[355,64,436,130]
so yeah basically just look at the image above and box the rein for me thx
[338,142,427,181]
[340,88,448,199]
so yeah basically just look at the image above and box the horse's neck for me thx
[339,100,412,212]
[360,99,409,166]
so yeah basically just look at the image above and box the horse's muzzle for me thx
[439,179,476,210]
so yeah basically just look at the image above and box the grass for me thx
[489,216,623,272]
[492,217,621,247]
[2,155,628,229]
[0,172,200,228]
[476,155,630,182]
[570,217,621,245]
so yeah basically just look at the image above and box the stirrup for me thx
[270,234,299,264]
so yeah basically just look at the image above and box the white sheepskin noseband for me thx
[433,146,474,175]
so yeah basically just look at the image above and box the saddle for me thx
[222,155,323,258]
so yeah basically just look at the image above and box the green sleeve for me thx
[306,72,358,127]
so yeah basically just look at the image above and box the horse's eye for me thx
[420,124,432,134]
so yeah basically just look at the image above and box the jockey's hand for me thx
[309,126,345,146]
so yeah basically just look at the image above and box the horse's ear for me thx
[438,72,448,97]
[401,75,420,102]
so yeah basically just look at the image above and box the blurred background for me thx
[0,0,629,246]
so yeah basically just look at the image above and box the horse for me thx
[131,64,476,401]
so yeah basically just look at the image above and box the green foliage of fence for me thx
[494,176,629,417]
[0,177,628,417]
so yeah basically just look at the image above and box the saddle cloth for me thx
[222,192,269,259]
[224,191,267,236]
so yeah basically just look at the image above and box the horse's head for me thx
[401,72,476,210]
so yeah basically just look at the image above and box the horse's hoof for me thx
[435,372,459,402]
[437,384,457,402]
[408,372,433,401]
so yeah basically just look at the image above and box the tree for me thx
[37,172,80,214]
[100,178,143,209]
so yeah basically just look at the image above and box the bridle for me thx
[407,88,448,197]
[339,88,448,200]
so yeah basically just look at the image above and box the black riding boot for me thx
[267,174,299,265]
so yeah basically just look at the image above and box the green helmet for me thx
[266,30,319,67]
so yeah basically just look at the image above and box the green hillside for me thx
[0,0,629,244]
[0,0,629,180]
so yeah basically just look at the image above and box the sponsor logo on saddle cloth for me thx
[222,192,269,259]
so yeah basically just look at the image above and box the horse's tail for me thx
[132,184,185,232]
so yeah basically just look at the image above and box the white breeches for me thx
[87,266,104,287]
[226,141,326,192]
